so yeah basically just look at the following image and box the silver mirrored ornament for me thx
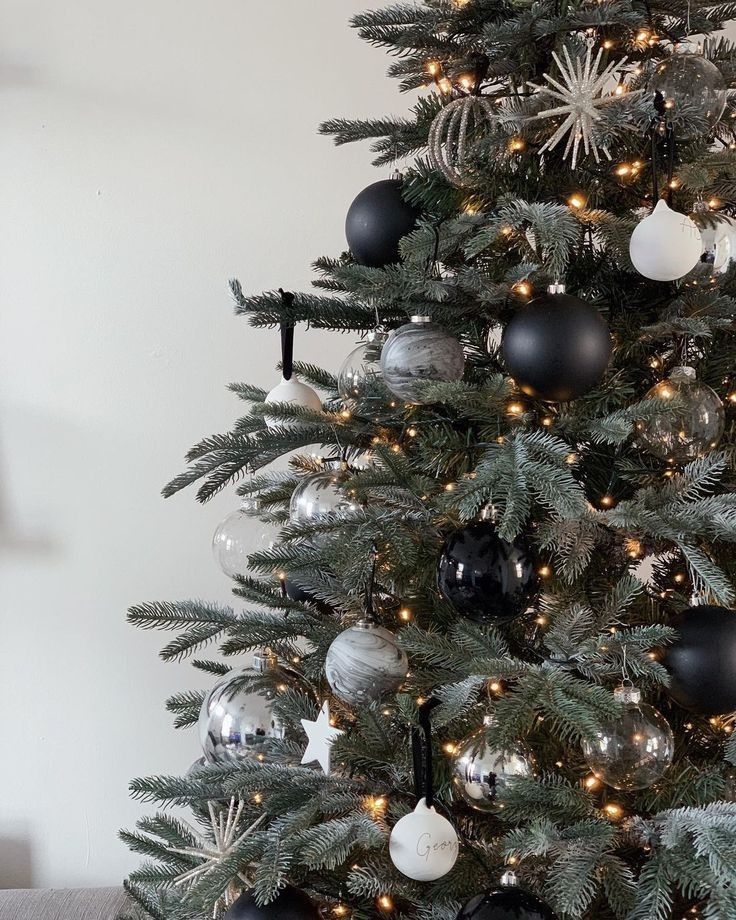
[289,464,356,524]
[451,716,534,811]
[636,366,724,463]
[213,499,274,579]
[648,53,727,129]
[428,95,496,187]
[198,652,286,763]
[695,214,734,274]
[582,684,674,791]
[337,331,388,403]
[379,316,465,404]
[325,619,408,705]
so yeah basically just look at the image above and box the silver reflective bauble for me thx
[648,53,727,128]
[289,465,357,524]
[337,333,388,403]
[379,316,465,404]
[636,366,725,463]
[582,685,674,791]
[212,499,274,579]
[325,619,408,705]
[198,658,286,763]
[697,216,733,274]
[451,718,534,811]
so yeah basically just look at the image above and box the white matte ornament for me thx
[629,199,702,282]
[300,700,344,775]
[389,798,459,881]
[264,375,322,430]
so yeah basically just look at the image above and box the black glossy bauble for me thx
[225,887,321,920]
[345,179,421,267]
[501,292,612,402]
[663,605,736,716]
[457,886,557,920]
[437,521,538,623]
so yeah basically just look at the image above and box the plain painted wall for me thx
[0,0,405,888]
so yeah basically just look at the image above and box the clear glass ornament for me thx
[337,332,387,403]
[648,53,727,128]
[582,685,674,791]
[213,499,273,579]
[451,716,534,811]
[636,366,725,463]
[289,463,356,524]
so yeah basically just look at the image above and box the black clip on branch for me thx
[278,288,295,381]
[411,696,442,807]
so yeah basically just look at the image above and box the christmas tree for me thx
[121,3,736,919]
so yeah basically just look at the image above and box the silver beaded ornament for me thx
[428,95,496,187]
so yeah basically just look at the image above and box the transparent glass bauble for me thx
[337,333,388,403]
[451,718,534,811]
[582,686,674,791]
[213,499,273,578]
[636,366,725,463]
[648,53,727,128]
[289,464,356,524]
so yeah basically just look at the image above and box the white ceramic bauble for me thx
[264,375,322,429]
[388,798,459,881]
[629,199,702,282]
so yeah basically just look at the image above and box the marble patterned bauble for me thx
[264,375,322,430]
[389,798,459,881]
[629,199,702,282]
[379,316,465,404]
[325,619,408,705]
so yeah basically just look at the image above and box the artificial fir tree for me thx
[121,2,736,918]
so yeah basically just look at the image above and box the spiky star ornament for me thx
[167,799,266,918]
[528,44,629,168]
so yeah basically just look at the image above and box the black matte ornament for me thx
[457,886,556,920]
[345,178,421,267]
[437,521,538,623]
[663,605,736,716]
[501,290,612,402]
[225,887,321,920]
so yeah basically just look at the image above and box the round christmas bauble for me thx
[428,95,496,187]
[696,216,734,274]
[663,605,736,716]
[457,877,556,920]
[581,684,674,791]
[500,287,612,402]
[337,332,387,403]
[345,178,420,268]
[437,520,539,623]
[379,316,465,404]
[629,199,702,282]
[213,500,273,579]
[198,660,285,763]
[224,886,321,920]
[325,619,408,705]
[648,53,727,129]
[636,366,724,463]
[264,375,322,430]
[389,798,459,881]
[451,717,534,811]
[289,465,355,524]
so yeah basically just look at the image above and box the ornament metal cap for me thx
[671,365,697,380]
[410,315,432,323]
[501,869,519,887]
[253,647,278,673]
[547,281,566,294]
[482,713,498,727]
[614,683,642,704]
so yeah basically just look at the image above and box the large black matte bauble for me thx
[225,887,321,920]
[663,605,736,716]
[501,292,612,402]
[457,886,557,920]
[345,179,421,267]
[437,521,538,623]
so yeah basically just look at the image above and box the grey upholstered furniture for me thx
[0,887,129,919]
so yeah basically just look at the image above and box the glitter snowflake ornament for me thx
[529,45,629,168]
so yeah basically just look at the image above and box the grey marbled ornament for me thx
[325,620,408,705]
[379,317,465,404]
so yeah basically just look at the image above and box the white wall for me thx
[0,0,404,888]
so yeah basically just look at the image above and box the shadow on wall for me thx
[0,835,34,888]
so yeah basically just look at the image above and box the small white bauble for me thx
[629,199,702,282]
[264,375,322,430]
[388,798,459,881]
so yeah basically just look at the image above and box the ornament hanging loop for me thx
[278,289,295,382]
[412,696,441,806]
